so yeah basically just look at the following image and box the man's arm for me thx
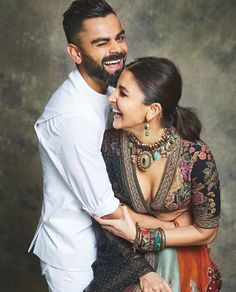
[102,207,122,219]
[39,115,121,218]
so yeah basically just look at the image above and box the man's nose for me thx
[109,40,122,54]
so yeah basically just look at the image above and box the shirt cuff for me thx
[91,196,120,217]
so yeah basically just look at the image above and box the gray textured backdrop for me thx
[0,1,235,291]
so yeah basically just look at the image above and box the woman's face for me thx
[109,69,148,132]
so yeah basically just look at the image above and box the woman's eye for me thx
[120,91,127,97]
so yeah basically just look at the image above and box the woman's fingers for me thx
[140,272,172,292]
[162,282,172,292]
[93,215,114,226]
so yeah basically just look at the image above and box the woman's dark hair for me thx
[63,0,116,45]
[126,57,202,141]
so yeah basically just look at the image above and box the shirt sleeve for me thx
[38,115,120,217]
[191,141,221,229]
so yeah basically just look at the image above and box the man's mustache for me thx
[102,52,126,64]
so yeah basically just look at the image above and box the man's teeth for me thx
[104,59,121,65]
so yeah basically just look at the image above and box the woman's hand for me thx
[140,272,172,292]
[94,205,136,242]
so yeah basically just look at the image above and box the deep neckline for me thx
[133,155,170,206]
[120,130,182,213]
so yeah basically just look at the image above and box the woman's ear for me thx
[146,103,162,121]
[66,44,82,65]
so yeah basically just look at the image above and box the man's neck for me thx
[78,66,108,95]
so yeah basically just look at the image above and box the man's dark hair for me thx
[63,0,116,45]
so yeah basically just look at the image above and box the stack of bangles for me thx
[133,223,166,252]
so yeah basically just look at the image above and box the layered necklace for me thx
[128,128,176,171]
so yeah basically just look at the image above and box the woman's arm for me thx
[165,224,218,245]
[95,205,218,247]
[127,206,192,229]
[97,143,220,250]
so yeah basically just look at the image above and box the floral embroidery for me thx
[93,129,221,291]
[178,158,193,181]
[104,130,221,229]
[191,189,208,205]
[169,139,220,227]
[199,151,207,160]
[206,266,222,291]
[190,279,200,292]
[169,168,184,193]
[189,146,195,154]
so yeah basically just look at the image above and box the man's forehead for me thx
[79,13,123,39]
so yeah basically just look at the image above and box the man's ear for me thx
[66,44,82,65]
[146,103,162,121]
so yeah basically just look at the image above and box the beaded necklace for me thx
[128,128,176,171]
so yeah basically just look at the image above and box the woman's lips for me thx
[112,108,123,118]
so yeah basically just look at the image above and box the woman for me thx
[87,57,222,292]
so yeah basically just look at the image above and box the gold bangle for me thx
[158,227,166,250]
[133,222,141,252]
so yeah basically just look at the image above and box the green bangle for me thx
[153,230,162,252]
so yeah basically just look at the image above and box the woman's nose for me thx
[108,91,117,103]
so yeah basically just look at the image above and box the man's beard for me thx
[81,52,126,87]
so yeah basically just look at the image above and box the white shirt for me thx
[29,68,119,271]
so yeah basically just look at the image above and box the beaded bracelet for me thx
[133,226,166,252]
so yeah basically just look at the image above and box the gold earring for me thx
[144,122,150,136]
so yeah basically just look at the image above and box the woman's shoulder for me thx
[181,138,214,163]
[182,138,207,150]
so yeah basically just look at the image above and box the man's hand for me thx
[140,272,172,292]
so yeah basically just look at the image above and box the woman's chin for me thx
[113,122,121,129]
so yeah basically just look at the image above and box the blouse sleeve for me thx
[191,141,221,229]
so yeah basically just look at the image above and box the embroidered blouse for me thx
[85,128,220,291]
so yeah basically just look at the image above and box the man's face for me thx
[77,13,128,87]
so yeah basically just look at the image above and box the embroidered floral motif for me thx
[190,279,200,292]
[178,158,193,181]
[118,130,221,228]
[93,129,221,291]
[170,168,184,193]
[206,266,222,291]
[191,189,208,205]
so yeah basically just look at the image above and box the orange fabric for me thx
[177,245,218,291]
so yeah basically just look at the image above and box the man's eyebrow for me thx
[116,30,125,39]
[91,30,125,45]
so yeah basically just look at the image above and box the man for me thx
[29,1,170,291]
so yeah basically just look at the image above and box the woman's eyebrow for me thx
[118,84,129,94]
